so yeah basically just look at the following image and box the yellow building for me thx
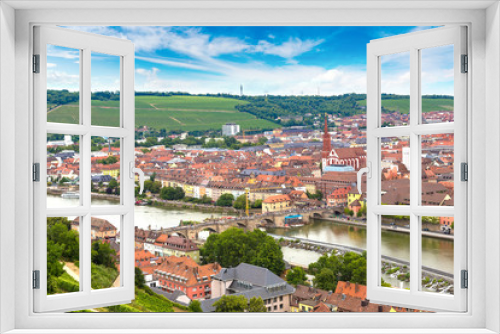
[101,164,120,179]
[183,184,194,198]
[262,194,292,213]
[298,300,317,312]
[347,188,362,206]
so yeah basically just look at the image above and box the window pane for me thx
[420,216,454,295]
[421,134,454,206]
[91,136,121,205]
[380,52,410,127]
[47,216,80,295]
[381,136,410,205]
[91,52,121,127]
[46,45,80,125]
[380,215,410,290]
[421,45,454,124]
[47,134,81,208]
[91,215,121,290]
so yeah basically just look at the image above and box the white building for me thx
[402,146,411,171]
[222,123,240,136]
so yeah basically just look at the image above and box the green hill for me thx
[357,98,453,114]
[47,95,278,132]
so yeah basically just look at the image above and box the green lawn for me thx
[357,98,453,114]
[48,95,279,132]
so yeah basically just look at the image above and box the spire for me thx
[322,113,332,159]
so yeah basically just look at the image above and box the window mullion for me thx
[409,46,420,294]
[81,47,92,293]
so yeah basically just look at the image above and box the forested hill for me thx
[47,90,453,129]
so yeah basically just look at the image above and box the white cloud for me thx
[47,63,57,68]
[254,37,324,60]
[47,45,79,59]
[136,56,212,72]
[47,70,79,90]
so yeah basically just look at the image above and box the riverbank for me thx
[151,198,244,216]
[272,234,454,294]
[319,217,454,241]
[48,188,245,216]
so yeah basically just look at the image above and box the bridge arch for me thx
[170,231,188,239]
[260,218,276,227]
[312,212,324,219]
[201,227,217,234]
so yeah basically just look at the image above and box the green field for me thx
[48,95,278,132]
[357,98,453,114]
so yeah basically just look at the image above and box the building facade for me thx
[222,123,240,136]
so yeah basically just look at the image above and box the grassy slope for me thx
[91,263,119,289]
[357,98,453,114]
[48,95,277,132]
[99,287,182,313]
[57,264,185,313]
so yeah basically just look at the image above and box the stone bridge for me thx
[158,206,340,240]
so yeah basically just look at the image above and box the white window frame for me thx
[32,25,136,312]
[366,26,467,312]
[0,2,499,334]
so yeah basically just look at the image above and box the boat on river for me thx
[61,192,79,199]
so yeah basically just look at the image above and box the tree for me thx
[258,137,268,145]
[306,190,322,200]
[145,136,158,147]
[308,251,367,291]
[108,179,118,189]
[248,297,267,312]
[47,218,79,262]
[91,241,117,269]
[188,300,203,312]
[233,194,247,210]
[160,186,185,200]
[251,199,263,209]
[135,266,145,288]
[200,228,285,275]
[253,238,286,275]
[313,268,336,291]
[422,216,439,225]
[213,295,248,312]
[200,195,213,204]
[340,251,367,285]
[58,177,70,185]
[286,267,307,286]
[144,180,161,194]
[216,193,234,207]
[358,203,367,216]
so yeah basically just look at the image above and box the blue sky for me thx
[47,26,453,96]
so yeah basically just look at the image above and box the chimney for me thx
[355,283,359,293]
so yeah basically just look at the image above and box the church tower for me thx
[321,113,332,172]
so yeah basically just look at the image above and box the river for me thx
[48,195,453,285]
[268,219,454,274]
[47,195,223,230]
